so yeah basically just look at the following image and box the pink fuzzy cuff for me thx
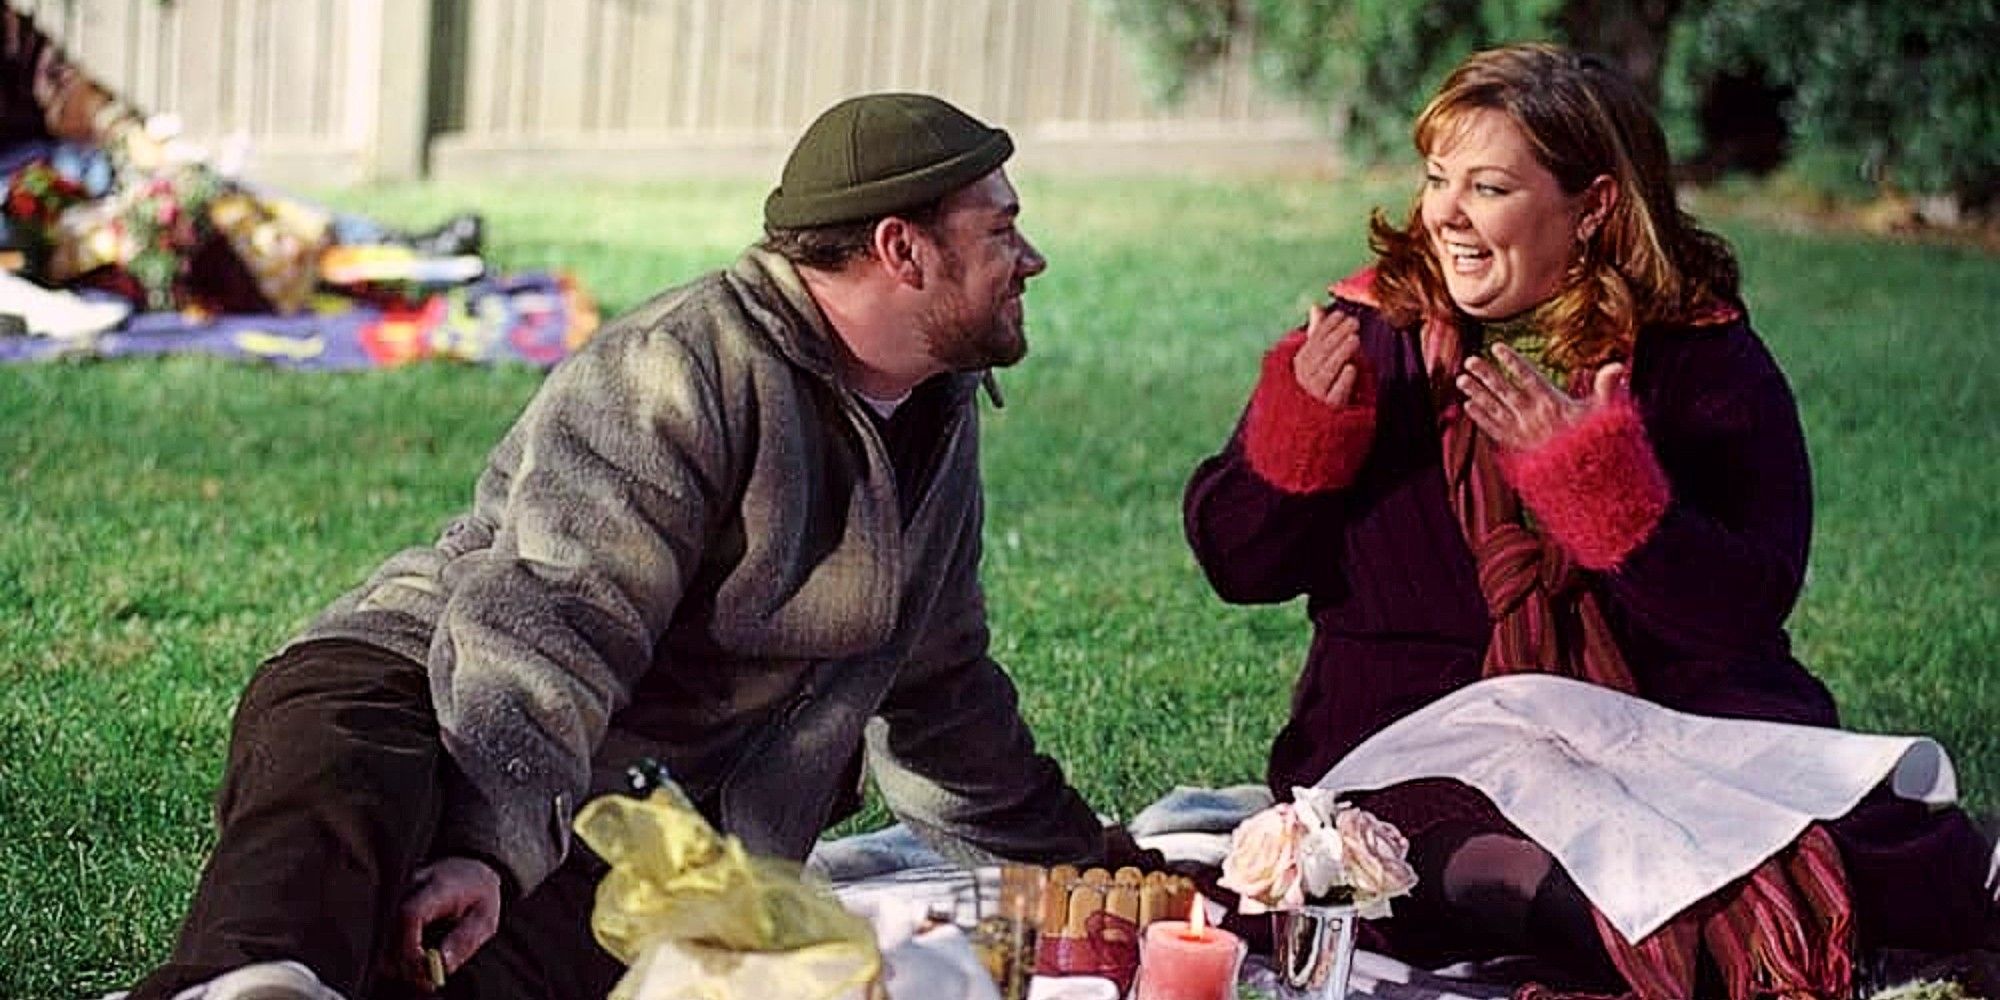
[1500,401,1669,570]
[1242,331,1377,494]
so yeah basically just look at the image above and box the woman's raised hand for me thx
[1292,304,1365,406]
[1458,343,1629,451]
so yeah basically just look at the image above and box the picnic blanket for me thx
[813,794,1515,1000]
[0,269,598,369]
[813,676,1976,997]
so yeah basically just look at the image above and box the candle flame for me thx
[1186,893,1208,938]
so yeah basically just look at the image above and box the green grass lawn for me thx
[2,175,1994,995]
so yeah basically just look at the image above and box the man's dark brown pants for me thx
[130,640,626,999]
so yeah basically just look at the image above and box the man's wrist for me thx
[447,850,520,902]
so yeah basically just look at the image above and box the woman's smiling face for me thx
[1421,108,1607,320]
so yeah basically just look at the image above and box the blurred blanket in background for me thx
[0,121,601,370]
[0,268,597,369]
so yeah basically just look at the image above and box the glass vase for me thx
[1271,902,1358,1000]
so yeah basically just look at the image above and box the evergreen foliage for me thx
[1095,0,1999,207]
[1675,0,2000,209]
[1091,0,1566,160]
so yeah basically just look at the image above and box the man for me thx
[129,92,1139,1000]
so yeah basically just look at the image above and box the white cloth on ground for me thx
[878,925,1002,1000]
[809,822,949,882]
[1312,673,1957,942]
[0,271,130,340]
[1125,783,1275,866]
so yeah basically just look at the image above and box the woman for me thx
[1184,43,1996,995]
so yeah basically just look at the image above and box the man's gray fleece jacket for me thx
[289,248,1106,896]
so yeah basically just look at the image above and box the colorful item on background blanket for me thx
[319,243,483,286]
[4,159,89,230]
[44,163,225,310]
[10,152,344,315]
[207,188,331,314]
[0,269,599,370]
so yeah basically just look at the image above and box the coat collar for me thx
[730,246,842,380]
[729,247,988,409]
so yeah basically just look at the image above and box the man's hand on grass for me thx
[389,856,502,991]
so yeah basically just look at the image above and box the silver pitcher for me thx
[1271,904,1358,1000]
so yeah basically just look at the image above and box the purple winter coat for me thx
[1184,296,1996,953]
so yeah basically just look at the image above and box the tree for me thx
[1675,0,2000,211]
[1555,0,1684,106]
[1090,0,1678,161]
[1096,0,2000,210]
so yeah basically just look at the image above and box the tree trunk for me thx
[1558,0,1682,107]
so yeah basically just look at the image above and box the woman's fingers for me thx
[1488,343,1550,392]
[1457,359,1517,418]
[1460,392,1517,448]
[1460,347,1630,452]
[1459,355,1510,400]
[437,900,501,976]
[1468,346,1551,409]
[1326,363,1357,404]
[1305,303,1328,335]
[1460,349,1560,450]
[1294,308,1363,405]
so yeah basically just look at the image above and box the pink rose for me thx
[1334,805,1418,918]
[1219,803,1307,914]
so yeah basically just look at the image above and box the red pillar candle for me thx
[1131,897,1243,1000]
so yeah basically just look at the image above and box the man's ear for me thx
[871,217,927,289]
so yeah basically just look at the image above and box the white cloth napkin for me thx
[878,925,1002,1000]
[836,870,1000,1000]
[1313,674,1957,942]
[1024,976,1121,999]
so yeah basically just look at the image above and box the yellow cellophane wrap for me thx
[573,787,883,1000]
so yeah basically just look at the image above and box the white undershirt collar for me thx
[854,388,911,419]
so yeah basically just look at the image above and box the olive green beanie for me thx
[764,93,1013,229]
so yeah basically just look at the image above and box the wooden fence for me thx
[27,0,1337,185]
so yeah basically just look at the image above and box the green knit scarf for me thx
[1477,312,1566,387]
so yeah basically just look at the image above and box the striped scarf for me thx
[1431,316,1854,1000]
[1439,314,1637,690]
[1513,826,1855,999]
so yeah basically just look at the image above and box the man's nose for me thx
[1019,236,1048,278]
